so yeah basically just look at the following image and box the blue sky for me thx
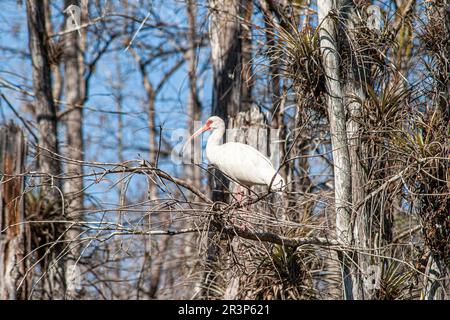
[0,0,216,206]
[0,0,335,210]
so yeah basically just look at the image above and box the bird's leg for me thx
[231,184,245,227]
[242,188,252,231]
[245,189,252,211]
[230,184,239,225]
[234,184,244,203]
[232,184,253,231]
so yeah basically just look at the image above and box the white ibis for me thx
[182,116,285,200]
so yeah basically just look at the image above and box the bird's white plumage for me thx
[184,116,285,192]
[206,142,284,189]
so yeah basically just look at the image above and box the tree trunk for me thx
[240,0,253,111]
[43,0,63,106]
[317,0,355,299]
[210,0,244,119]
[0,124,28,300]
[340,1,370,300]
[183,0,203,297]
[186,0,202,192]
[62,0,86,299]
[26,1,61,185]
[26,0,63,298]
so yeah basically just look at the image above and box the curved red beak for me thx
[181,122,211,157]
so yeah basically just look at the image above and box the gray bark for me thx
[317,0,354,299]
[209,0,243,119]
[44,0,63,106]
[62,0,86,299]
[183,0,203,297]
[341,1,369,300]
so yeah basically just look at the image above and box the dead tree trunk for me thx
[0,123,28,300]
[317,0,355,299]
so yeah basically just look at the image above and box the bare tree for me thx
[62,0,88,299]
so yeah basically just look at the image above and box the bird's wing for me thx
[214,142,279,186]
[232,143,285,189]
[226,142,275,168]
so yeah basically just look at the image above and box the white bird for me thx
[182,116,285,200]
